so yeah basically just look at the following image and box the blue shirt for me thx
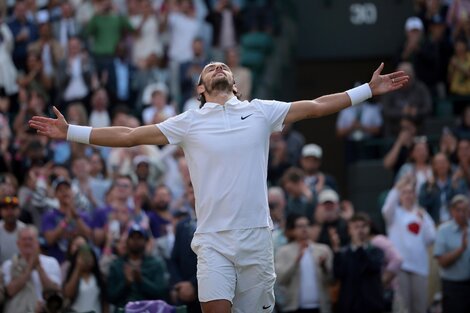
[114,58,129,100]
[434,220,470,281]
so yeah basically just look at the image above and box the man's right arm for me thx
[89,125,169,147]
[28,107,169,147]
[5,262,33,297]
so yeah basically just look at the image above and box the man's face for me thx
[293,217,310,241]
[72,158,90,178]
[451,202,469,227]
[348,220,369,244]
[198,63,235,95]
[127,232,146,254]
[153,187,171,211]
[61,2,73,17]
[39,23,51,38]
[18,229,38,256]
[151,91,166,108]
[282,180,304,197]
[68,38,81,56]
[15,2,27,20]
[432,154,449,177]
[114,178,133,200]
[319,200,340,222]
[56,184,73,206]
[135,162,150,179]
[0,203,20,224]
[225,49,239,67]
[300,156,320,173]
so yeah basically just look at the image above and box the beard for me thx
[154,201,169,212]
[205,76,233,94]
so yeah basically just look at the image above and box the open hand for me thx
[28,106,69,140]
[368,63,409,96]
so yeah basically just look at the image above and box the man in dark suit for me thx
[169,183,202,313]
[105,41,136,108]
[331,213,385,313]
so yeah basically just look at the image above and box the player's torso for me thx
[184,102,270,157]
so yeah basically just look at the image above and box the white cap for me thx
[36,10,50,24]
[405,17,423,32]
[142,82,169,105]
[318,189,339,204]
[302,143,322,158]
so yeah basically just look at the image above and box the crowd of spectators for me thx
[0,0,469,313]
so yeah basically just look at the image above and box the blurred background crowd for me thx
[0,0,469,313]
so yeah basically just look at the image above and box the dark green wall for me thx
[294,0,414,59]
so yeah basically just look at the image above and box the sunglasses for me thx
[1,196,19,207]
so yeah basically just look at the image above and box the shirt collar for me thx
[202,96,240,109]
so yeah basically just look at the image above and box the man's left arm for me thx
[284,63,408,124]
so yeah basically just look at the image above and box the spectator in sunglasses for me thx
[0,196,26,264]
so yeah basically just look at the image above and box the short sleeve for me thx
[156,111,192,145]
[253,99,291,133]
[433,226,447,257]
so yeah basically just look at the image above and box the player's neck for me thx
[205,91,234,106]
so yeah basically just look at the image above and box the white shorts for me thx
[190,227,276,313]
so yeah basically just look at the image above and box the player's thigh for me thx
[233,228,276,313]
[192,235,237,304]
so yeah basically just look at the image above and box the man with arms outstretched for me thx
[29,62,408,313]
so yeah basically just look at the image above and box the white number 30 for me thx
[350,3,378,25]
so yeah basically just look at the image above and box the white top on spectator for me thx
[2,254,61,300]
[167,11,201,63]
[382,188,436,276]
[0,220,25,264]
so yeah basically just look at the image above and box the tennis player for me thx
[29,62,408,313]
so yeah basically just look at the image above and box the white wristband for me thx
[346,83,372,106]
[66,125,92,144]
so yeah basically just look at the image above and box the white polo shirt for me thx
[157,96,291,233]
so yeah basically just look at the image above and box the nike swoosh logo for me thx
[262,305,271,310]
[241,113,254,120]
